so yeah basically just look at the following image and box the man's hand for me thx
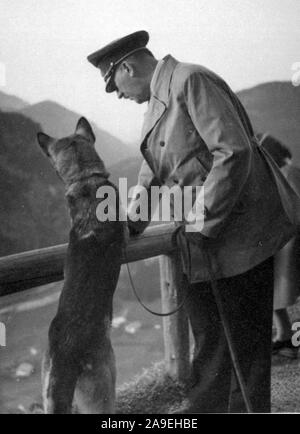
[175,225,209,248]
[127,220,142,237]
[185,230,210,246]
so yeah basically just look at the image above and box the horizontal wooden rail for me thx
[0,223,177,296]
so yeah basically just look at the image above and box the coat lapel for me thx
[140,55,178,152]
[140,97,166,148]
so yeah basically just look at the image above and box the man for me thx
[87,31,299,413]
[259,133,300,359]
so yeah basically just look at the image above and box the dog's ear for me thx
[37,132,53,155]
[75,117,95,144]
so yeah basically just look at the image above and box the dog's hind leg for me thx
[74,350,116,414]
[42,353,80,414]
[41,349,51,412]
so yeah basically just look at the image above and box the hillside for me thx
[0,91,139,258]
[0,111,70,257]
[20,100,136,166]
[109,155,143,188]
[0,91,29,112]
[237,81,300,163]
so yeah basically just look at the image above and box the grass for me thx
[116,362,188,414]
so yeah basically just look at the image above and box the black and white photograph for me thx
[0,0,300,416]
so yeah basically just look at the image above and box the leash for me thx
[123,247,191,317]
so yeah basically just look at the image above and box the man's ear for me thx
[122,60,135,77]
[37,132,53,155]
[75,117,96,144]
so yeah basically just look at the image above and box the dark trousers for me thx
[184,256,274,413]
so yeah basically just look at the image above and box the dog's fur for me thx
[37,117,126,414]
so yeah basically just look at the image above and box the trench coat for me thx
[128,55,299,282]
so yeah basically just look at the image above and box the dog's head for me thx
[37,117,109,185]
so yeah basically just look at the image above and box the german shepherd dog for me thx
[37,117,126,413]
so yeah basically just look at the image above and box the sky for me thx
[0,0,299,144]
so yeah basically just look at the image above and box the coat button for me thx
[159,140,165,147]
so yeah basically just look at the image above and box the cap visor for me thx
[105,76,117,93]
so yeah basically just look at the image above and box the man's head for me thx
[112,49,157,103]
[87,30,157,104]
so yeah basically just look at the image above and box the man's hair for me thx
[258,133,292,168]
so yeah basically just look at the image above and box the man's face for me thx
[112,64,150,104]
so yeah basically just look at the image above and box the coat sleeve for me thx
[127,159,161,235]
[184,72,252,238]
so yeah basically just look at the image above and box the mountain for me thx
[0,91,29,112]
[237,81,300,164]
[0,92,138,258]
[0,110,70,257]
[20,100,136,166]
[0,90,137,166]
[109,155,143,188]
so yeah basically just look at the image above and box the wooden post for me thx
[159,251,191,382]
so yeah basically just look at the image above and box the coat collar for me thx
[150,54,178,105]
[140,55,178,150]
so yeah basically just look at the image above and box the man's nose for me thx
[117,90,123,99]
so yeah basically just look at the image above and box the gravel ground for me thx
[271,297,300,413]
[272,357,300,412]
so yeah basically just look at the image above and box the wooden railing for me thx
[0,223,190,381]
